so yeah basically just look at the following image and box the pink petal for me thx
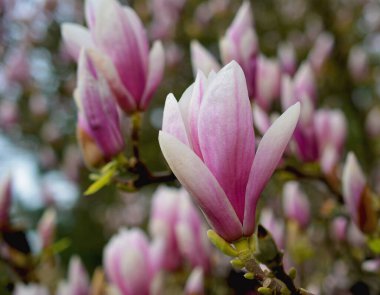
[140,41,165,110]
[198,61,255,222]
[243,102,300,235]
[94,0,147,102]
[162,94,190,146]
[61,23,93,61]
[190,40,221,76]
[159,131,243,241]
[188,71,207,158]
[86,49,137,113]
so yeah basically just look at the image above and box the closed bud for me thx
[342,152,377,234]
[37,208,56,249]
[0,174,12,228]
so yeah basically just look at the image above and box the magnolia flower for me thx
[175,189,211,271]
[348,46,369,82]
[308,32,334,74]
[61,0,164,113]
[283,181,311,229]
[149,186,183,271]
[259,208,285,249]
[278,42,296,76]
[342,152,377,234]
[314,109,347,174]
[75,49,124,167]
[220,1,258,97]
[104,228,161,295]
[159,61,300,242]
[57,256,90,295]
[255,55,281,110]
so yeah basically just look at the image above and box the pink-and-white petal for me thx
[162,94,189,146]
[93,0,146,102]
[159,131,243,242]
[61,23,94,61]
[190,40,221,76]
[198,61,255,222]
[140,41,165,110]
[243,102,300,235]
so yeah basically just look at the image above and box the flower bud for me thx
[342,152,377,234]
[75,49,125,167]
[149,186,183,270]
[308,32,334,74]
[37,208,56,249]
[278,42,296,76]
[255,55,281,111]
[348,46,369,82]
[175,189,211,271]
[283,181,311,229]
[103,228,158,295]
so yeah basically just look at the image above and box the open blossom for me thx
[75,49,124,167]
[159,61,300,242]
[61,0,165,113]
[342,152,377,234]
[283,181,311,229]
[220,1,258,97]
[104,228,161,295]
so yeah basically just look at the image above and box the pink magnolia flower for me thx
[159,61,300,242]
[175,189,211,272]
[37,208,56,249]
[314,109,347,174]
[149,186,211,271]
[259,208,285,249]
[103,228,160,295]
[220,1,258,98]
[308,32,334,74]
[61,0,164,113]
[57,256,90,295]
[342,152,377,234]
[278,42,296,76]
[149,186,183,271]
[75,49,124,167]
[255,55,281,111]
[283,181,311,229]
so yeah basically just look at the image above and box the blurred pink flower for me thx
[283,181,311,229]
[61,0,165,113]
[103,228,161,295]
